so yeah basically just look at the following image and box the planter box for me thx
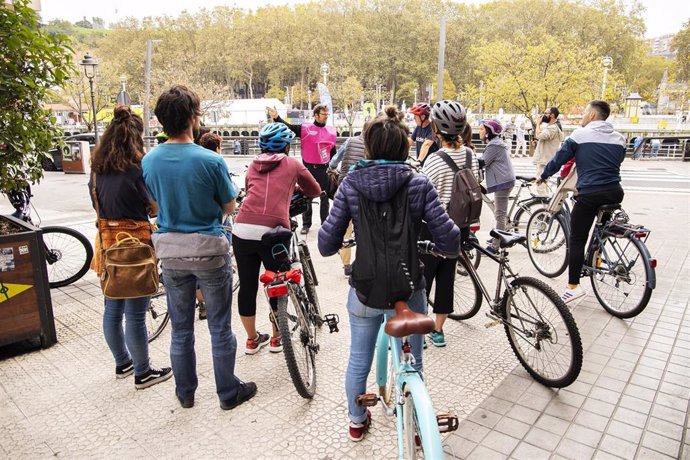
[0,215,56,348]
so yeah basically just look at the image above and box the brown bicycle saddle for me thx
[384,301,435,338]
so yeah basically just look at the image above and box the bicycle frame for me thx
[374,322,444,458]
[458,242,518,313]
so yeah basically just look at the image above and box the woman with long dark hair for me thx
[89,106,172,390]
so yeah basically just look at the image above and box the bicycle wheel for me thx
[298,243,323,327]
[526,209,569,278]
[400,380,444,459]
[277,290,317,398]
[147,289,169,342]
[589,235,653,318]
[501,277,582,388]
[455,245,481,275]
[448,257,482,321]
[42,226,93,288]
[511,197,549,231]
[376,334,395,408]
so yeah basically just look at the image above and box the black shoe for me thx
[135,366,173,390]
[198,302,207,320]
[300,226,310,235]
[115,360,134,379]
[176,392,194,409]
[220,381,257,410]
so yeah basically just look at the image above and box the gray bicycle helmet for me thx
[430,100,467,136]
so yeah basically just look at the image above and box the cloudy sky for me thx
[40,0,688,38]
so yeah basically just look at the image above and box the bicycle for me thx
[449,229,583,388]
[525,171,575,278]
[346,240,459,458]
[481,175,554,233]
[259,193,339,398]
[3,184,93,288]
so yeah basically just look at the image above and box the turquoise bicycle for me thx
[353,241,458,459]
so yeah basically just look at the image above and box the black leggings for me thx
[302,162,329,227]
[420,224,458,315]
[232,235,284,317]
[568,188,624,285]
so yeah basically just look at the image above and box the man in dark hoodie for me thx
[537,100,626,304]
[232,123,321,355]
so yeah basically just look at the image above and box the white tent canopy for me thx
[202,98,288,126]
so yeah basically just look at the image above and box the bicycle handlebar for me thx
[341,238,445,257]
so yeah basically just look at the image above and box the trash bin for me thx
[62,141,90,174]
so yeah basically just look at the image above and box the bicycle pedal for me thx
[356,393,379,407]
[324,314,340,333]
[436,413,459,433]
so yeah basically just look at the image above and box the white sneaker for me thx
[561,286,585,304]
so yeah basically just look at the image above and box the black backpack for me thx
[351,177,421,309]
[435,149,482,228]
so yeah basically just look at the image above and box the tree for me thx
[472,35,599,126]
[0,0,73,192]
[672,19,690,82]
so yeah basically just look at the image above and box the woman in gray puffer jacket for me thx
[318,106,460,442]
[479,119,516,251]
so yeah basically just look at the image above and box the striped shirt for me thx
[421,147,480,207]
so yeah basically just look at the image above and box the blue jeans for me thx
[345,287,427,424]
[103,296,150,375]
[162,255,241,402]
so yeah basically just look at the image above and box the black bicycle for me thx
[3,185,93,288]
[450,230,583,388]
[260,193,339,398]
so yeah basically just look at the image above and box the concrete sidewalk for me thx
[0,171,689,459]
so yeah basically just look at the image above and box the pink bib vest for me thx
[300,123,337,164]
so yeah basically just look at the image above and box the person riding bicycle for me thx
[536,100,626,303]
[420,100,480,347]
[318,106,460,442]
[478,118,516,253]
[232,123,321,355]
[408,102,438,163]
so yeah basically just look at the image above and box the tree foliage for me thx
[50,0,651,120]
[673,19,690,82]
[0,0,73,191]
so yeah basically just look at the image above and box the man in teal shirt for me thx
[143,85,256,411]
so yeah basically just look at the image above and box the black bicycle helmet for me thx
[430,100,467,136]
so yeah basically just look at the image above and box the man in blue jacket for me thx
[537,100,626,303]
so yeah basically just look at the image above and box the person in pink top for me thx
[267,104,336,234]
[232,123,321,355]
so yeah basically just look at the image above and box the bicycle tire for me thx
[455,245,481,276]
[589,235,653,318]
[277,292,317,398]
[147,289,169,342]
[400,380,444,458]
[375,334,395,408]
[298,243,323,327]
[501,277,582,388]
[448,257,482,321]
[42,226,93,288]
[510,197,549,231]
[526,209,569,278]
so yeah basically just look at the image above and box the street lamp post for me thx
[116,74,131,106]
[143,39,162,139]
[413,88,418,104]
[479,80,484,117]
[285,85,290,106]
[307,89,312,111]
[80,53,99,145]
[601,56,613,100]
[320,63,330,85]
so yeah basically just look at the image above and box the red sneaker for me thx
[245,332,270,355]
[268,336,283,353]
[348,410,372,442]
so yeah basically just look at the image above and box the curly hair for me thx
[154,85,201,138]
[90,106,144,174]
[199,132,222,153]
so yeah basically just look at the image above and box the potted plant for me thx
[0,0,73,348]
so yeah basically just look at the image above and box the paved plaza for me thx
[0,157,689,459]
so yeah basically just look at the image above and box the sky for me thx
[40,0,689,38]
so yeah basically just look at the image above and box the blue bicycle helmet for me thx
[258,123,295,152]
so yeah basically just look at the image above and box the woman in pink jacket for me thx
[232,123,321,355]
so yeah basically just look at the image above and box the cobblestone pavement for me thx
[0,160,689,459]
